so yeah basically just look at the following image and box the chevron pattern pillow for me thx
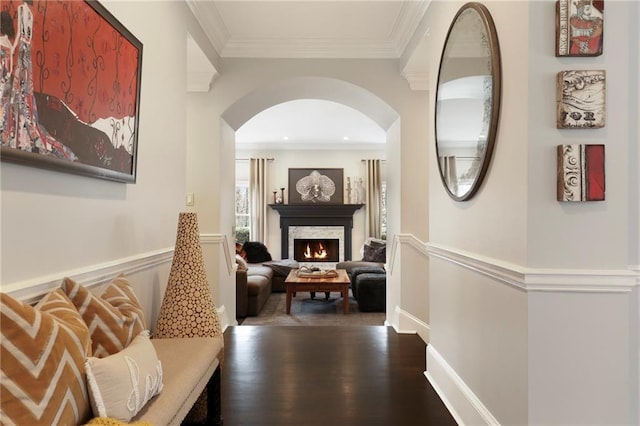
[0,289,92,425]
[62,275,146,358]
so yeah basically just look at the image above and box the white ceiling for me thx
[186,1,430,150]
[236,99,387,150]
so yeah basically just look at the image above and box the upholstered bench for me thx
[354,272,386,312]
[0,276,224,426]
[132,336,223,425]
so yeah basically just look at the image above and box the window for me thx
[235,182,250,243]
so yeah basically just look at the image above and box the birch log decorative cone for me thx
[155,212,222,338]
[154,212,223,424]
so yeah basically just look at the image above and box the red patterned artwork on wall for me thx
[0,0,143,182]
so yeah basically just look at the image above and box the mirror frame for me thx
[434,2,502,201]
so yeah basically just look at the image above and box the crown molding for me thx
[187,70,218,93]
[401,71,429,91]
[189,0,430,60]
[390,0,431,57]
[186,0,229,55]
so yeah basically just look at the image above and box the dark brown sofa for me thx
[236,264,271,317]
[235,260,294,317]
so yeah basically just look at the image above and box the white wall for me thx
[425,1,639,425]
[526,1,638,424]
[1,1,201,328]
[527,1,631,269]
[426,1,530,423]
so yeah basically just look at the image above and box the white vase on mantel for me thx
[354,178,365,204]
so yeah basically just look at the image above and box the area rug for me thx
[240,291,386,326]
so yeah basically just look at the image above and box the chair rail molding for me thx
[4,248,174,304]
[200,233,233,275]
[398,233,429,256]
[426,242,638,293]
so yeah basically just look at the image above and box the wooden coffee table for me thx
[284,269,351,315]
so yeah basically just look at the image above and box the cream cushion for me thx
[131,336,223,426]
[85,331,163,422]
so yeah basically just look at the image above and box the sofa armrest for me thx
[236,269,248,318]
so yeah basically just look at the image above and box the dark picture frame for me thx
[1,0,143,183]
[288,168,344,205]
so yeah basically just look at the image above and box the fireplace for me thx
[270,204,364,261]
[294,238,340,263]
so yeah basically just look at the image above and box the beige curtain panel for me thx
[250,158,270,243]
[365,159,382,239]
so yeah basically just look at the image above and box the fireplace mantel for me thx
[269,204,364,260]
[269,204,363,218]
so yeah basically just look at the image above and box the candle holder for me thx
[273,191,277,204]
[279,187,285,204]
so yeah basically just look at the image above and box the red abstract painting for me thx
[1,0,142,182]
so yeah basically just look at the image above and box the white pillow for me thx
[85,330,163,422]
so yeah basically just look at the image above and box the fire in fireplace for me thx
[293,238,340,263]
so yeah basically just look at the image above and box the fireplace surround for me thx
[270,204,364,261]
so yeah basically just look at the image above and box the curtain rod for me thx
[361,159,386,162]
[235,158,275,161]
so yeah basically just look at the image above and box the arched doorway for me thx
[221,76,400,323]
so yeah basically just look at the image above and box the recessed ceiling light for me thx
[343,136,349,140]
[283,136,289,140]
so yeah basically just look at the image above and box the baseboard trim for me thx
[4,248,174,304]
[426,344,500,426]
[395,305,430,343]
[217,305,230,332]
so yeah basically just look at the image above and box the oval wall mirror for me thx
[435,2,502,201]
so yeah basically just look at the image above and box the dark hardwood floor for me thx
[221,326,457,425]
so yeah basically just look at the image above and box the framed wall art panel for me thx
[0,0,143,183]
[556,0,604,57]
[557,144,605,202]
[288,168,344,205]
[557,70,605,129]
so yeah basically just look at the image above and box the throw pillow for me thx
[85,331,163,422]
[62,275,146,358]
[363,243,386,263]
[367,238,386,249]
[235,254,248,271]
[262,259,299,277]
[242,241,273,263]
[0,289,92,425]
